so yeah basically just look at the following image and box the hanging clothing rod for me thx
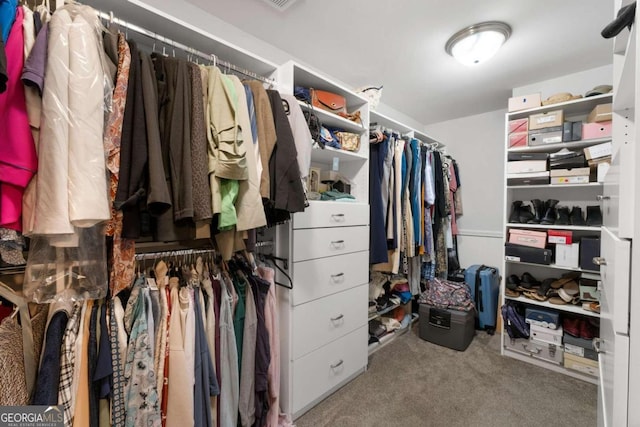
[96,10,277,87]
[134,248,217,261]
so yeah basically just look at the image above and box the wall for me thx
[425,109,506,270]
[513,64,612,98]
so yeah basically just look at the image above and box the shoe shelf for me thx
[507,183,603,189]
[507,137,612,154]
[502,348,598,385]
[505,259,601,276]
[504,294,600,318]
[368,302,402,321]
[506,223,602,232]
[368,314,419,356]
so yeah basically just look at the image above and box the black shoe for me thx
[509,201,523,223]
[506,274,521,290]
[541,199,559,225]
[519,203,535,223]
[570,206,586,226]
[586,205,603,226]
[521,272,540,288]
[602,1,636,39]
[556,207,570,225]
[528,199,545,224]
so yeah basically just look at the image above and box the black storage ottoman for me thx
[419,304,475,351]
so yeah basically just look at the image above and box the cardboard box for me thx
[508,93,542,112]
[547,229,573,244]
[508,152,549,161]
[572,121,583,140]
[597,162,610,182]
[583,121,612,140]
[584,141,612,160]
[525,307,560,329]
[529,110,564,130]
[508,229,547,248]
[564,343,598,361]
[507,176,550,186]
[555,243,580,268]
[507,160,548,174]
[564,353,598,377]
[508,118,529,134]
[508,132,528,148]
[587,103,613,123]
[549,167,590,177]
[529,130,563,146]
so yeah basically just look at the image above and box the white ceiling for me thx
[184,0,614,125]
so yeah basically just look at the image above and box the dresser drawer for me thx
[293,201,369,229]
[292,251,368,305]
[292,284,367,359]
[292,325,367,414]
[292,226,369,262]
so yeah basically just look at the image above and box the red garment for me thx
[0,7,36,231]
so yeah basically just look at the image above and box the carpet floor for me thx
[294,326,597,427]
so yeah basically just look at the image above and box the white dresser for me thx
[276,201,369,419]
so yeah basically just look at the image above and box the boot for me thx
[528,199,545,224]
[540,199,559,225]
[570,206,586,226]
[509,201,523,223]
[518,203,535,223]
[586,205,603,226]
[556,206,570,225]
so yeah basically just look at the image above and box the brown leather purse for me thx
[312,89,347,114]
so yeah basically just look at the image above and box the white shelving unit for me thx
[502,92,613,385]
[275,61,370,420]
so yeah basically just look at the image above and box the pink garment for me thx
[448,162,459,235]
[0,7,36,231]
[258,266,281,427]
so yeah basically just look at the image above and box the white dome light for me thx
[445,22,512,66]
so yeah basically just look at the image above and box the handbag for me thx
[338,110,362,124]
[418,277,475,312]
[311,89,347,114]
[335,131,360,152]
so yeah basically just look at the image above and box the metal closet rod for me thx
[134,248,217,261]
[96,10,277,86]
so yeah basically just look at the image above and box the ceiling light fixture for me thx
[445,21,512,66]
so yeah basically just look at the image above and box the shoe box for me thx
[528,126,563,146]
[563,334,598,361]
[564,353,598,377]
[547,229,572,244]
[583,121,612,140]
[508,93,541,112]
[587,103,612,123]
[505,336,563,365]
[555,243,580,268]
[505,243,552,265]
[508,229,547,248]
[418,304,475,351]
[580,236,601,272]
[508,118,529,148]
[529,109,564,131]
[525,307,560,329]
[530,323,563,345]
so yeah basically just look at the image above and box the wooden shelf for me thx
[505,294,600,318]
[507,137,612,153]
[310,145,367,164]
[290,62,368,110]
[369,111,414,135]
[502,348,598,385]
[505,259,601,275]
[368,302,402,321]
[297,101,366,134]
[507,93,613,120]
[507,223,602,232]
[507,182,603,189]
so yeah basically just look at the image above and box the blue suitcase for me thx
[464,265,500,334]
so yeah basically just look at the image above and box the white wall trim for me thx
[456,229,503,239]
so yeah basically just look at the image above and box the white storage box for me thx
[530,323,563,345]
[555,243,580,268]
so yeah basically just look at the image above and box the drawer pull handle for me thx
[330,359,344,369]
[593,338,605,354]
[331,214,345,220]
[330,314,344,322]
[331,272,345,279]
[331,240,345,247]
[593,257,607,266]
[596,195,610,201]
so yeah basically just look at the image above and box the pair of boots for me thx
[509,200,559,224]
[509,200,603,226]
